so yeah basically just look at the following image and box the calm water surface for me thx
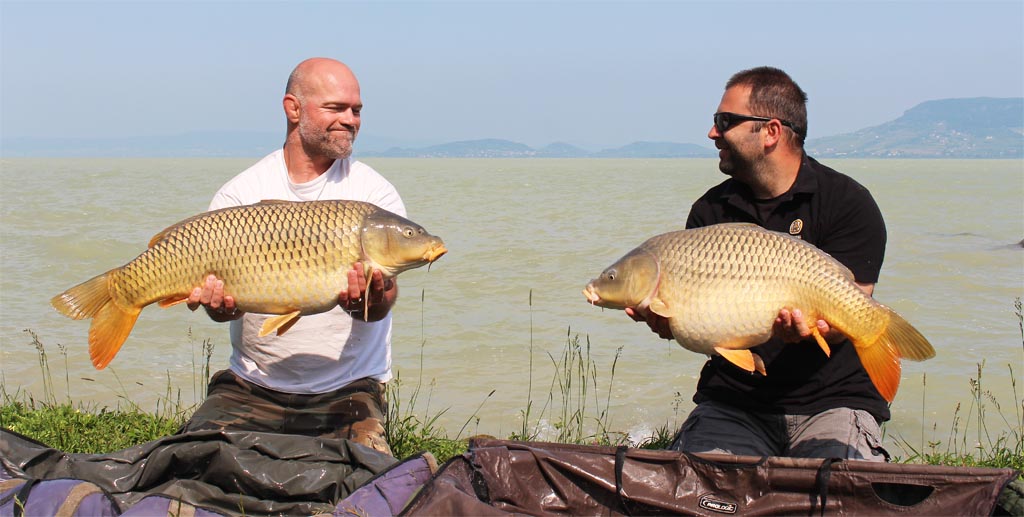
[2,157,1022,451]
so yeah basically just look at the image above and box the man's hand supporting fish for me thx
[188,262,398,323]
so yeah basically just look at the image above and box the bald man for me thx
[181,58,403,455]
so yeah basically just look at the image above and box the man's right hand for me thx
[625,307,674,341]
[187,274,243,322]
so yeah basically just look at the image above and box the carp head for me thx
[361,210,447,276]
[583,247,660,310]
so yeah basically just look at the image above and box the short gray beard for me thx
[298,119,355,160]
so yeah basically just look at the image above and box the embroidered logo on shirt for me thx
[789,219,804,235]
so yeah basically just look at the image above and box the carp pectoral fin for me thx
[158,296,190,309]
[810,327,831,357]
[259,311,302,337]
[363,266,375,322]
[715,347,765,375]
[648,298,670,318]
[89,302,142,370]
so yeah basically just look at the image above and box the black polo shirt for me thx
[685,155,890,421]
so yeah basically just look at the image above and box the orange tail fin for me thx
[852,334,902,403]
[880,306,936,361]
[851,307,935,402]
[51,270,141,369]
[88,301,141,369]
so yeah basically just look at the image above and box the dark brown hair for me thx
[727,66,808,146]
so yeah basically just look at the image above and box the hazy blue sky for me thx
[2,1,1021,150]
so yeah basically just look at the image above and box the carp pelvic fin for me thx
[158,296,190,309]
[715,347,766,376]
[259,311,302,337]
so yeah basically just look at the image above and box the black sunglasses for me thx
[714,112,804,139]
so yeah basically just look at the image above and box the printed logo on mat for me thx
[698,494,738,514]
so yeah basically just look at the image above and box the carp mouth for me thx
[582,283,602,305]
[425,244,448,263]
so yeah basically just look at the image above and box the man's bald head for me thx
[281,58,363,168]
[285,58,359,101]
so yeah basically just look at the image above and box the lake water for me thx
[1,157,1022,453]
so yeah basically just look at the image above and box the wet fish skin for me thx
[51,200,447,370]
[583,222,934,402]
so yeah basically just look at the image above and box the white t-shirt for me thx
[208,149,406,393]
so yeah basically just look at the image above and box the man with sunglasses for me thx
[627,66,890,461]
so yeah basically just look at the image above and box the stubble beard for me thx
[299,119,356,160]
[717,141,759,182]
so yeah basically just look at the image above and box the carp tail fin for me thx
[89,301,141,370]
[52,270,140,370]
[851,306,936,403]
[880,306,936,361]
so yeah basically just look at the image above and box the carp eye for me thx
[403,227,415,238]
[604,269,616,281]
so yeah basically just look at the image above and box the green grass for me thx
[2,298,1022,471]
[886,297,1024,472]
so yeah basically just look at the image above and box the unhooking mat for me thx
[0,427,401,516]
[402,438,1021,516]
[3,430,1019,516]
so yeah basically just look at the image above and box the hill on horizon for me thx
[806,97,1022,158]
[2,98,1020,158]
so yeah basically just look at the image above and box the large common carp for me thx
[582,222,934,402]
[52,200,447,370]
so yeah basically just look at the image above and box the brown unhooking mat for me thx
[401,439,1020,516]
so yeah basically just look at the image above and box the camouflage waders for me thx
[180,370,392,456]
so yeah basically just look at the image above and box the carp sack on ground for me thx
[52,200,447,370]
[582,222,934,402]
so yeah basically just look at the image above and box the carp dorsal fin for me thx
[718,222,762,230]
[148,220,194,248]
[148,201,294,248]
[148,209,219,248]
[259,311,302,337]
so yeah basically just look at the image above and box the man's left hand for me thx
[338,262,397,320]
